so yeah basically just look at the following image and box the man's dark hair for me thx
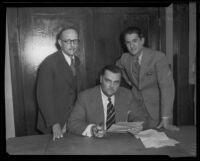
[120,26,144,52]
[100,64,122,76]
[122,26,144,41]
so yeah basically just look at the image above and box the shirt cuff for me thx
[82,124,95,137]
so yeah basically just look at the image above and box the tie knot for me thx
[108,97,111,103]
[70,57,75,65]
[133,55,139,62]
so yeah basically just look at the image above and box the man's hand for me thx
[157,118,179,131]
[91,124,105,138]
[52,123,63,141]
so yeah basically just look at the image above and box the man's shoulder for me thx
[143,47,165,57]
[117,52,131,65]
[39,51,61,67]
[43,51,60,62]
[121,52,131,59]
[79,86,100,97]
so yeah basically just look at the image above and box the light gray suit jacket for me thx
[116,47,175,124]
[68,85,147,135]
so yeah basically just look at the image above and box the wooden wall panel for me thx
[7,7,163,136]
[7,8,27,136]
[173,4,194,125]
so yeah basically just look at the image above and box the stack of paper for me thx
[107,121,144,133]
[130,129,179,148]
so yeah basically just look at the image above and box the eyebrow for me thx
[105,77,120,83]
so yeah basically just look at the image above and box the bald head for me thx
[59,28,79,40]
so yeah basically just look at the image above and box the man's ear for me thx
[58,39,61,47]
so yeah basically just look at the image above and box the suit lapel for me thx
[114,91,120,122]
[56,51,75,86]
[139,48,151,84]
[129,56,139,86]
[95,86,105,123]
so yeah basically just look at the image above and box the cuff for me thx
[82,124,95,137]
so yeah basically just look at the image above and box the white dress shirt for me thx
[137,51,143,65]
[62,51,74,66]
[82,87,115,137]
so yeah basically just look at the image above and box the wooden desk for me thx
[6,126,196,156]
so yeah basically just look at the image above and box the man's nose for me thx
[130,42,135,49]
[110,82,115,88]
[69,42,74,46]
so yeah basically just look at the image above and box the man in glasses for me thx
[36,27,81,140]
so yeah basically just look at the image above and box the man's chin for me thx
[130,52,137,56]
[107,92,115,97]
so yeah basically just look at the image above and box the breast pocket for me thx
[144,69,157,84]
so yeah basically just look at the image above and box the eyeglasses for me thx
[61,39,80,45]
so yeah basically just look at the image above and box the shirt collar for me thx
[61,51,74,65]
[100,87,114,101]
[138,51,143,64]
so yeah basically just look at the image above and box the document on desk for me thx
[107,121,144,133]
[130,129,179,148]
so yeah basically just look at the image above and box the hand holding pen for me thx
[91,122,106,138]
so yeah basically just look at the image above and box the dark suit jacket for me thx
[36,50,80,133]
[116,47,175,125]
[68,85,147,135]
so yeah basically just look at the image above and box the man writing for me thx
[68,65,146,138]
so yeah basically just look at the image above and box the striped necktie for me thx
[106,97,115,130]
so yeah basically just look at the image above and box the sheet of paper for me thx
[107,124,129,133]
[141,138,179,148]
[131,129,179,148]
[107,121,143,133]
[117,121,144,128]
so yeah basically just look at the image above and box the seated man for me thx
[68,65,147,138]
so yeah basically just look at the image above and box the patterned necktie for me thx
[133,56,140,83]
[70,57,76,76]
[134,56,140,70]
[106,97,115,130]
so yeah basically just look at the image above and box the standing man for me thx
[36,27,81,140]
[68,65,146,138]
[116,26,179,131]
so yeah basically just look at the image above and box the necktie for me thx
[134,56,140,70]
[106,97,115,130]
[70,57,76,76]
[133,56,140,83]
